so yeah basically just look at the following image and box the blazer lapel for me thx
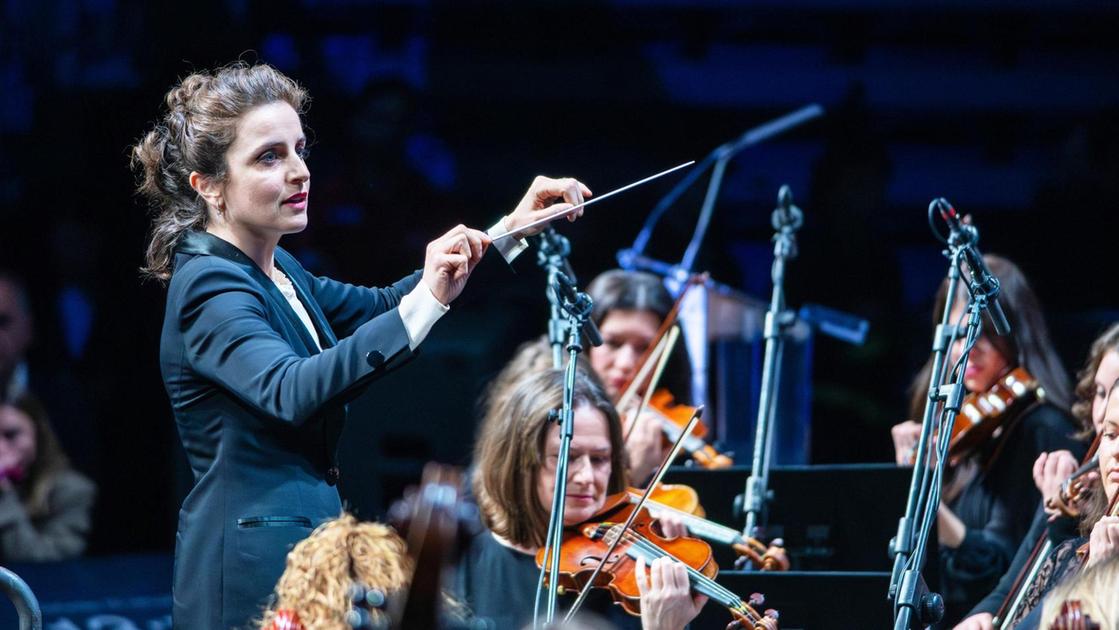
[176,231,323,355]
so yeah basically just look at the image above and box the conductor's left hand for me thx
[503,176,593,239]
[423,224,491,305]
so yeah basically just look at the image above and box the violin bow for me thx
[616,330,673,413]
[563,408,703,623]
[622,325,682,445]
[613,276,706,409]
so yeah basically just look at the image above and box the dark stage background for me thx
[1,0,1117,559]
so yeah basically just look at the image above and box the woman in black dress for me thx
[890,255,1085,626]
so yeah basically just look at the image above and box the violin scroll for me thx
[1046,457,1100,520]
[733,538,790,572]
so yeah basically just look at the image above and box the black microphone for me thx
[553,271,603,347]
[773,184,804,232]
[552,270,580,306]
[933,199,1011,336]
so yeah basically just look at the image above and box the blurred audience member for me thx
[0,271,33,404]
[0,269,98,477]
[0,392,95,562]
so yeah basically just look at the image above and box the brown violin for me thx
[911,367,1040,466]
[644,483,704,516]
[629,488,789,571]
[947,367,1040,465]
[535,492,779,629]
[647,389,734,469]
[387,463,477,630]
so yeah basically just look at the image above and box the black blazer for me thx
[161,231,420,629]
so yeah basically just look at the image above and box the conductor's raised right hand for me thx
[422,224,491,305]
[502,176,592,239]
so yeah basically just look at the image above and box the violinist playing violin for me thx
[954,322,1119,630]
[965,377,1119,630]
[890,255,1085,625]
[585,270,705,485]
[457,367,777,630]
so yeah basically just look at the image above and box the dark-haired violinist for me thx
[890,255,1086,625]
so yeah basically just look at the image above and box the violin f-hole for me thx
[579,553,623,568]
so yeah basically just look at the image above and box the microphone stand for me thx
[618,103,823,279]
[533,260,599,629]
[888,200,1005,630]
[538,228,576,368]
[740,185,803,540]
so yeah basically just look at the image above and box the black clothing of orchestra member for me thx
[455,527,642,629]
[162,231,419,628]
[939,401,1085,623]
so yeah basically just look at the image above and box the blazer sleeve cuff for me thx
[398,281,450,350]
[487,217,528,263]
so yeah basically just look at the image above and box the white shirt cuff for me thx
[487,217,529,263]
[398,281,450,350]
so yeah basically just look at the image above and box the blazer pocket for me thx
[237,515,313,529]
[235,516,313,565]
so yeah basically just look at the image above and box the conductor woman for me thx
[131,61,590,628]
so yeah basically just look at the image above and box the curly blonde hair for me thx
[257,513,411,630]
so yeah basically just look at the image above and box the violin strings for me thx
[605,526,759,621]
[616,528,734,601]
[639,497,741,544]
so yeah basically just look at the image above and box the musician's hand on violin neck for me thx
[1086,516,1119,568]
[952,612,994,630]
[503,176,592,239]
[891,420,922,467]
[654,513,689,540]
[423,224,491,305]
[1033,450,1078,504]
[634,555,707,630]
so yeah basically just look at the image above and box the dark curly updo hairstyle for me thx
[131,62,309,282]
